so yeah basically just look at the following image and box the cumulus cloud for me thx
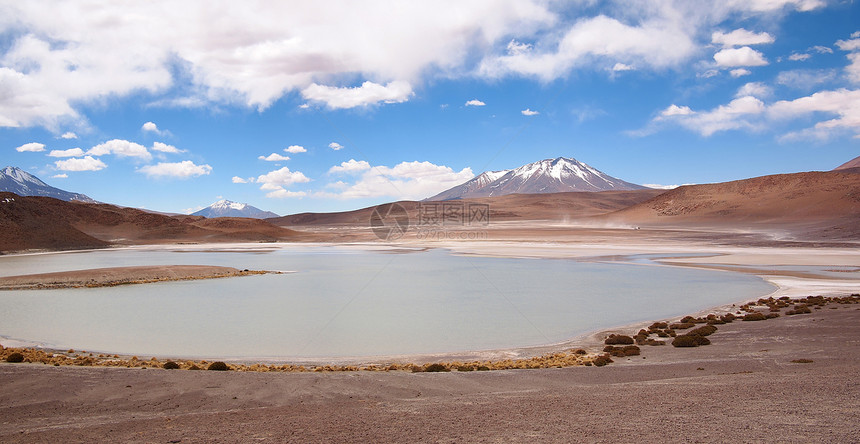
[836,35,860,84]
[142,121,161,133]
[301,81,413,109]
[730,69,751,77]
[329,142,344,151]
[736,82,772,98]
[656,96,766,136]
[465,99,486,107]
[324,161,473,200]
[711,29,774,47]
[151,142,182,153]
[138,160,212,178]
[788,53,811,61]
[87,139,152,161]
[770,88,860,140]
[329,159,371,174]
[15,142,45,152]
[776,69,837,89]
[265,189,307,198]
[256,166,310,197]
[258,153,291,162]
[48,148,85,157]
[51,173,68,178]
[59,132,77,139]
[284,145,307,153]
[232,176,249,184]
[611,62,633,72]
[521,108,540,116]
[714,47,768,67]
[54,156,106,171]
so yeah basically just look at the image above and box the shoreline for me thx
[0,265,278,290]
[0,241,857,367]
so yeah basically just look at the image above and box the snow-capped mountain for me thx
[0,166,97,203]
[192,199,279,219]
[427,157,648,200]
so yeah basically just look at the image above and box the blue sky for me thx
[2,0,859,214]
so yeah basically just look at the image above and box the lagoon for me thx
[0,245,775,359]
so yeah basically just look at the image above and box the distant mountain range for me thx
[427,157,647,200]
[192,199,279,219]
[0,166,97,203]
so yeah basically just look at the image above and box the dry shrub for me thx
[766,313,780,319]
[604,345,640,357]
[572,349,587,355]
[649,322,668,330]
[687,325,717,337]
[592,355,613,367]
[604,334,634,345]
[644,339,665,346]
[456,365,474,372]
[207,361,229,371]
[669,322,694,330]
[656,330,669,338]
[163,361,180,370]
[424,363,450,372]
[6,352,24,363]
[721,313,736,323]
[672,335,711,347]
[742,312,767,321]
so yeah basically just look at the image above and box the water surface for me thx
[0,245,775,359]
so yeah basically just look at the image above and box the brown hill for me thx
[603,171,860,240]
[834,155,860,171]
[268,190,663,227]
[0,192,307,253]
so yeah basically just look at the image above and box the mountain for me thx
[427,157,647,200]
[603,170,860,240]
[0,192,306,253]
[192,199,279,219]
[0,166,97,203]
[834,155,860,171]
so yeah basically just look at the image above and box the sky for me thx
[2,0,859,215]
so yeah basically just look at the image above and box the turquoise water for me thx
[0,245,775,359]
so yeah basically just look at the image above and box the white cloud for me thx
[711,29,774,47]
[329,142,344,151]
[326,161,474,200]
[284,145,307,153]
[521,108,540,116]
[48,148,85,157]
[15,142,45,152]
[258,153,291,162]
[59,132,77,139]
[301,81,413,109]
[479,12,697,81]
[329,159,371,174]
[776,69,837,89]
[232,176,249,184]
[836,36,860,84]
[736,82,772,99]
[51,173,68,178]
[0,2,555,128]
[769,88,860,139]
[728,0,825,12]
[659,104,694,117]
[465,99,486,107]
[54,156,106,171]
[811,45,833,54]
[87,139,152,161]
[257,166,310,187]
[151,142,182,153]
[730,68,751,77]
[137,160,212,178]
[611,62,633,72]
[142,121,161,133]
[266,189,307,198]
[657,96,766,136]
[506,40,532,56]
[714,47,768,67]
[836,38,860,52]
[642,183,688,190]
[788,53,811,61]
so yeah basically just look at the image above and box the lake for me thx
[0,245,775,359]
